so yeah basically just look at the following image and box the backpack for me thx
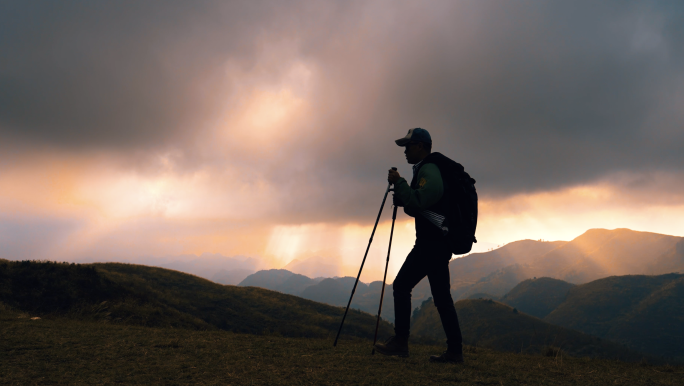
[422,152,478,255]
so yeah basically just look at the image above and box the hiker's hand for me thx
[388,169,401,184]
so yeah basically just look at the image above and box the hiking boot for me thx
[374,336,409,357]
[429,349,464,364]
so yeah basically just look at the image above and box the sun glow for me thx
[477,183,684,245]
[222,87,310,148]
[245,89,305,131]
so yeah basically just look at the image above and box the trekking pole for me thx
[333,167,396,347]
[371,203,398,355]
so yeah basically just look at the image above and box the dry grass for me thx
[2,309,683,385]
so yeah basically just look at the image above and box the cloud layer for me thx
[2,1,684,268]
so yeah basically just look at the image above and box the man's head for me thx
[395,128,432,164]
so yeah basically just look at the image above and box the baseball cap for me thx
[395,128,432,146]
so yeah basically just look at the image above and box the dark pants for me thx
[393,240,463,351]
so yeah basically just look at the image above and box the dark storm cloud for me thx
[334,3,681,175]
[0,0,312,149]
[257,1,684,222]
[374,1,684,195]
[2,0,684,223]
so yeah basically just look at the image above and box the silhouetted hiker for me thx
[373,128,465,363]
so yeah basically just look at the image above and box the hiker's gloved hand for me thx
[388,168,401,184]
[392,193,404,207]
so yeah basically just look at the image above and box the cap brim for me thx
[395,138,411,146]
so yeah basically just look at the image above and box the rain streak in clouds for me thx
[1,1,683,280]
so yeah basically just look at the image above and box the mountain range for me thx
[8,227,681,362]
[234,228,684,360]
[238,269,432,323]
[238,228,684,323]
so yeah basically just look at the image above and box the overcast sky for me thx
[1,1,683,281]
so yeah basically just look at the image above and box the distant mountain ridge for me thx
[238,269,324,296]
[533,229,682,282]
[239,269,434,323]
[452,229,684,299]
[239,228,684,324]
[449,239,566,297]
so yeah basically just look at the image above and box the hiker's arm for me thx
[394,164,443,217]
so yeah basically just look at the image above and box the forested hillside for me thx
[410,298,646,362]
[500,277,575,318]
[544,273,684,361]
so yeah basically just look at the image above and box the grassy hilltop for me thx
[2,259,684,384]
[2,306,684,385]
[0,259,392,340]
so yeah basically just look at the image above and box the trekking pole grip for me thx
[390,167,397,188]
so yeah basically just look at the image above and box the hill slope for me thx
[544,273,684,361]
[500,277,575,319]
[456,263,535,299]
[647,239,684,275]
[238,269,297,291]
[411,298,645,362]
[0,260,391,340]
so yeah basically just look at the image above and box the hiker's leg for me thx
[426,244,463,351]
[393,245,429,338]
